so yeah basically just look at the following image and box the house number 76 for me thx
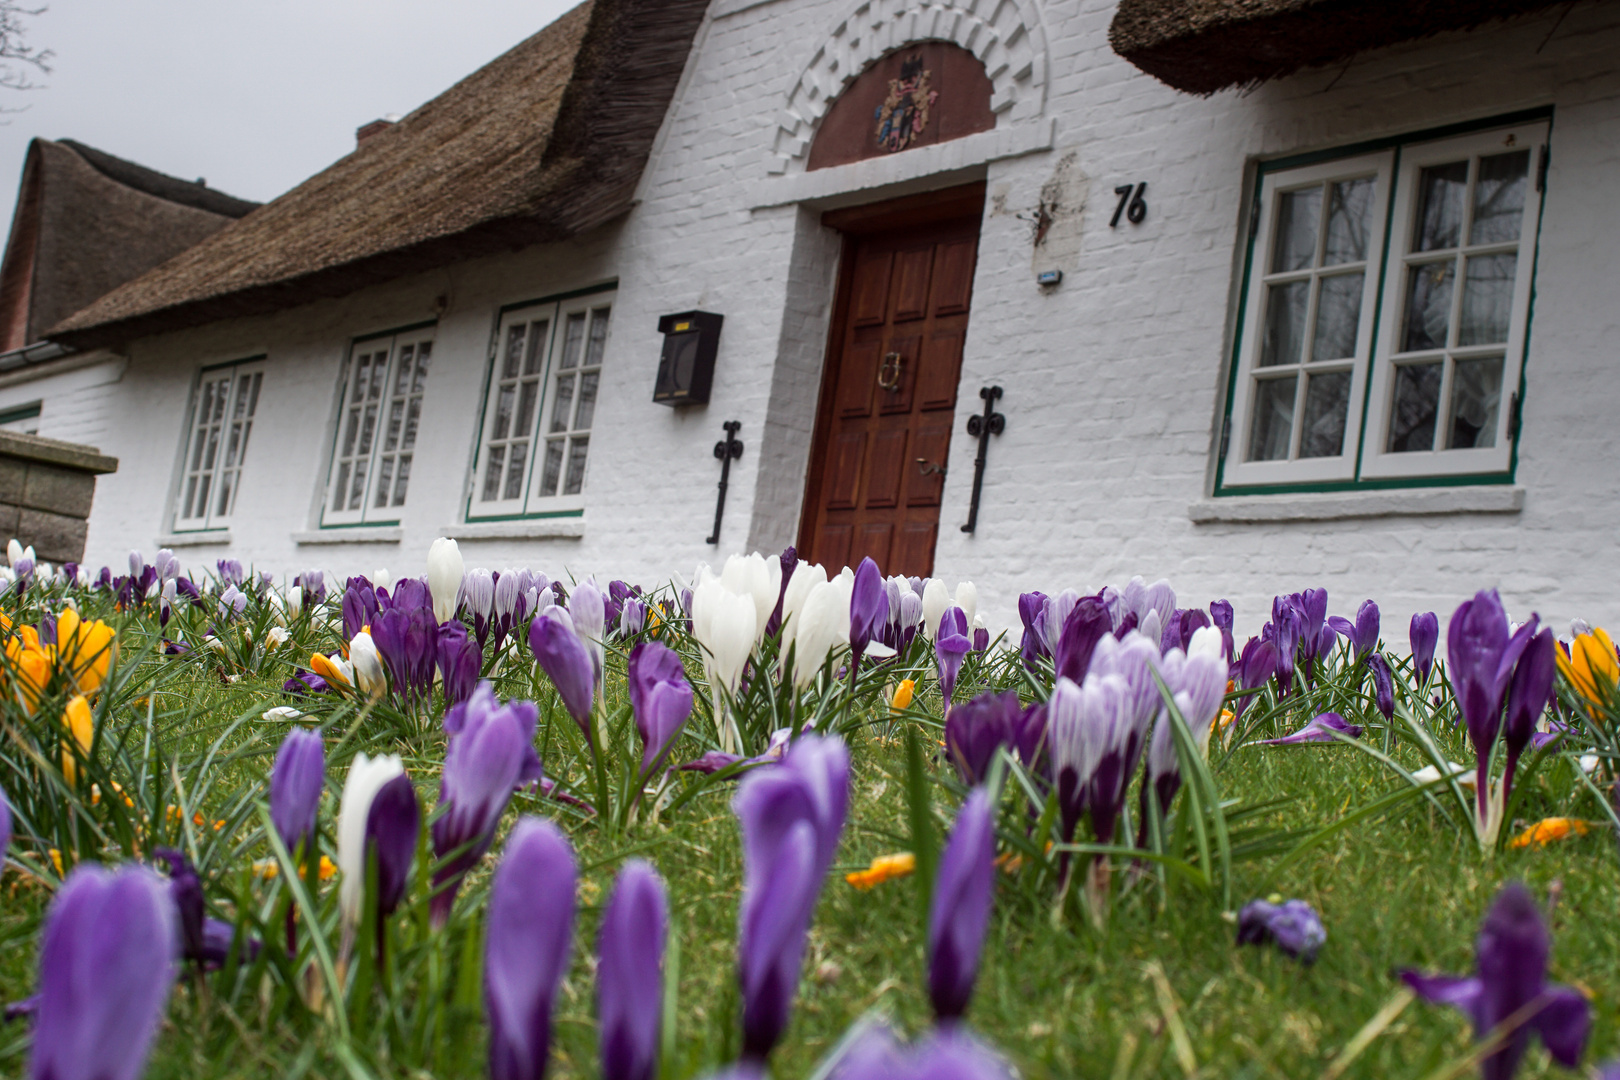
[1110,182,1147,227]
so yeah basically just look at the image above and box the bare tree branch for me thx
[0,2,51,93]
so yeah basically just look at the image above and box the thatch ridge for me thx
[1109,0,1571,95]
[49,0,709,350]
[57,140,258,218]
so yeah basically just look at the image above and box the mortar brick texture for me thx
[0,0,1615,653]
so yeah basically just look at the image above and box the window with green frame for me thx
[1216,114,1549,495]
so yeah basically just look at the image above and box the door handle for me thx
[916,457,946,478]
[877,352,903,391]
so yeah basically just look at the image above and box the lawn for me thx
[0,552,1612,1080]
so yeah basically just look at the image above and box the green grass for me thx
[0,578,1614,1080]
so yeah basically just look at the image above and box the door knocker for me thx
[916,458,946,478]
[877,351,903,391]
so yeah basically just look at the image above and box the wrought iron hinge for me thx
[1508,392,1522,442]
[1536,146,1550,192]
[1218,415,1231,460]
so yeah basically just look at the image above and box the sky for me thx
[0,0,580,229]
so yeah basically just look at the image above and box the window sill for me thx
[442,518,585,541]
[291,527,403,545]
[157,530,231,547]
[1189,486,1524,524]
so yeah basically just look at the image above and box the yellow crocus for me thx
[845,852,916,890]
[61,694,93,784]
[10,642,51,713]
[1509,817,1592,849]
[890,679,916,712]
[310,652,352,689]
[55,609,116,695]
[1557,627,1619,714]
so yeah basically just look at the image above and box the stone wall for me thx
[0,430,117,562]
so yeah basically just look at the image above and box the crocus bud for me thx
[432,684,542,925]
[349,631,388,702]
[1449,593,1536,811]
[935,608,972,706]
[427,537,464,624]
[928,788,995,1022]
[374,568,393,593]
[619,597,646,638]
[29,864,177,1080]
[921,579,949,641]
[270,727,324,853]
[598,860,668,1080]
[945,690,1046,784]
[972,616,989,652]
[690,576,759,703]
[285,585,304,621]
[1503,626,1557,801]
[1410,611,1439,685]
[847,557,886,663]
[486,817,575,1080]
[954,581,978,628]
[568,578,607,676]
[337,753,415,932]
[1367,654,1395,722]
[1237,898,1326,963]
[219,585,247,620]
[530,609,594,737]
[1054,597,1110,685]
[628,642,693,776]
[7,538,23,567]
[437,622,481,710]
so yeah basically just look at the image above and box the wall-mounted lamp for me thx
[653,310,723,406]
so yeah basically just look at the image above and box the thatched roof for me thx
[50,0,708,350]
[0,139,256,350]
[1110,0,1573,95]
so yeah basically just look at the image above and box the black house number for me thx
[1110,182,1147,227]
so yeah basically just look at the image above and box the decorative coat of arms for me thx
[874,55,939,153]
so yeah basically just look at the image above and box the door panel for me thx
[801,204,981,578]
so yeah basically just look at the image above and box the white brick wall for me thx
[13,0,1620,654]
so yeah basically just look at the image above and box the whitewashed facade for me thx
[8,0,1620,643]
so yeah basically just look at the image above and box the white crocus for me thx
[426,538,464,624]
[1187,625,1225,662]
[954,581,978,628]
[338,752,405,929]
[718,552,780,641]
[349,631,388,702]
[569,578,607,682]
[780,561,828,632]
[286,585,304,621]
[689,574,758,751]
[6,538,22,567]
[265,626,290,651]
[374,568,393,593]
[921,579,950,640]
[789,575,854,688]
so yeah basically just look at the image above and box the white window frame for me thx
[467,289,614,520]
[1360,122,1547,480]
[1224,152,1394,487]
[173,358,264,532]
[320,325,436,526]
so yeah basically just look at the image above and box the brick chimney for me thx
[355,118,395,147]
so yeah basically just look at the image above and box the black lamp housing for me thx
[653,310,723,406]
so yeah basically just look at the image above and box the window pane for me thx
[393,347,415,395]
[1387,363,1442,452]
[503,442,527,501]
[524,321,548,375]
[333,464,350,511]
[391,456,411,507]
[585,307,611,366]
[1447,356,1504,449]
[1311,272,1363,361]
[183,477,198,520]
[482,447,506,502]
[1299,371,1350,458]
[347,458,367,511]
[412,343,431,391]
[358,403,378,456]
[373,458,394,508]
[1458,253,1516,346]
[1470,150,1529,245]
[1247,376,1297,462]
[550,374,575,433]
[1414,161,1468,251]
[493,386,514,441]
[196,474,211,517]
[1260,281,1309,367]
[216,471,233,517]
[539,440,564,497]
[574,371,599,431]
[1323,178,1374,265]
[515,380,539,436]
[341,406,361,457]
[383,399,404,453]
[563,435,589,495]
[1271,187,1321,273]
[1401,260,1454,352]
[559,313,586,370]
[502,324,526,380]
[401,399,421,451]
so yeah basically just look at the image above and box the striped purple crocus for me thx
[486,817,575,1080]
[934,607,972,708]
[628,642,693,778]
[597,860,668,1080]
[529,608,594,737]
[28,864,177,1080]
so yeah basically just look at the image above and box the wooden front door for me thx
[801,188,982,577]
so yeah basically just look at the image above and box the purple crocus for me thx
[732,735,850,1063]
[619,598,646,638]
[1233,636,1279,722]
[1403,882,1589,1080]
[28,864,177,1080]
[1237,898,1326,963]
[1367,653,1395,722]
[371,603,438,705]
[1449,593,1538,815]
[486,817,576,1080]
[437,621,481,710]
[944,690,1046,784]
[1017,591,1049,668]
[270,727,324,853]
[1411,611,1440,685]
[1209,599,1235,665]
[154,848,258,970]
[928,788,995,1023]
[1328,599,1381,664]
[463,569,496,647]
[1261,711,1364,744]
[294,569,326,607]
[628,642,693,777]
[1502,626,1557,803]
[598,860,667,1080]
[848,557,886,670]
[529,609,595,737]
[432,684,543,925]
[935,607,972,708]
[0,782,11,856]
[1054,596,1110,685]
